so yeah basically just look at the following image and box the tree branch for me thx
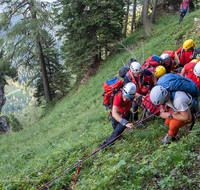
[116,40,137,59]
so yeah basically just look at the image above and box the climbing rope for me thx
[37,110,160,190]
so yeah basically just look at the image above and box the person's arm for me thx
[175,52,180,64]
[180,67,186,76]
[112,105,135,128]
[151,72,157,85]
[160,108,192,122]
[160,104,165,113]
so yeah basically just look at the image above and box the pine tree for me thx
[0,0,55,104]
[55,0,125,74]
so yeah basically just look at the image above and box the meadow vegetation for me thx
[0,9,200,190]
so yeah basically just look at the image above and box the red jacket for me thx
[183,62,200,89]
[126,70,153,94]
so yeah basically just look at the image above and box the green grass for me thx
[0,9,200,190]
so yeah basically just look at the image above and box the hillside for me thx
[0,9,200,190]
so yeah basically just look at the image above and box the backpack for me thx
[157,73,199,98]
[141,55,160,71]
[194,47,200,59]
[143,93,161,116]
[182,3,188,11]
[162,50,175,60]
[157,73,199,112]
[103,78,124,109]
[119,58,138,78]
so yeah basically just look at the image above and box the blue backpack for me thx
[182,3,188,11]
[157,73,199,97]
[157,73,199,112]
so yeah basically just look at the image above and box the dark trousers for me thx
[179,11,186,24]
[101,113,130,148]
[132,102,139,121]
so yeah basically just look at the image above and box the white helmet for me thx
[194,61,200,77]
[160,53,170,63]
[122,82,136,98]
[150,85,168,105]
[130,62,142,73]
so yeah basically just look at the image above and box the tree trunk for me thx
[123,0,130,38]
[131,0,136,33]
[92,54,98,65]
[0,79,10,134]
[105,42,107,59]
[150,0,158,23]
[143,0,152,36]
[28,0,52,104]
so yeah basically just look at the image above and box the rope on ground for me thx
[72,163,83,190]
[37,110,160,190]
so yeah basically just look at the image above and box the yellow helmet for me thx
[155,66,166,78]
[183,39,195,50]
[190,59,198,63]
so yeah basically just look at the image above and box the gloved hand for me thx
[187,12,189,14]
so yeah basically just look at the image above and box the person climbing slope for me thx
[180,59,200,90]
[178,0,189,25]
[175,39,196,67]
[124,61,157,122]
[101,82,136,148]
[160,53,177,73]
[150,74,199,144]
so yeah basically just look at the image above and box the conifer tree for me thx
[0,0,55,104]
[55,0,125,74]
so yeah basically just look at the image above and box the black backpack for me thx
[194,47,200,59]
[119,58,137,78]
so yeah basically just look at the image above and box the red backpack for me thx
[141,55,160,71]
[143,93,161,116]
[162,50,175,60]
[103,78,124,109]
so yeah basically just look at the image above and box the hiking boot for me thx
[171,137,176,142]
[161,139,171,144]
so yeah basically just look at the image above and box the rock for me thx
[0,116,10,134]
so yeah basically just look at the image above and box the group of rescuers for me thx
[101,39,200,148]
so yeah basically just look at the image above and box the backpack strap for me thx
[180,48,185,60]
[115,91,132,117]
[193,47,196,59]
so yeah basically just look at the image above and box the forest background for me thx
[0,0,200,189]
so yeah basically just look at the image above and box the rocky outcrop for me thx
[0,81,10,134]
[0,116,10,134]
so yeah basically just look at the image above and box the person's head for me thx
[130,61,142,77]
[122,82,136,101]
[160,53,171,67]
[150,85,168,105]
[183,39,195,52]
[155,66,166,78]
[194,61,200,77]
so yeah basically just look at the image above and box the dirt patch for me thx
[80,60,102,86]
[176,33,184,45]
[129,39,146,51]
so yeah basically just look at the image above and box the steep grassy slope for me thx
[0,10,200,190]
